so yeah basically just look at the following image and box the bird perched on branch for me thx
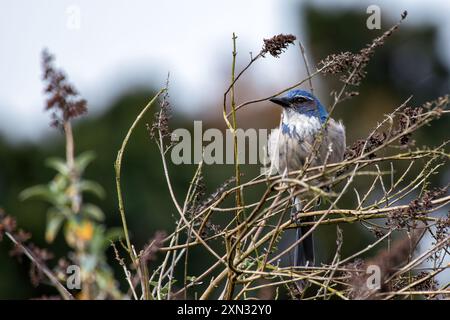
[268,89,346,268]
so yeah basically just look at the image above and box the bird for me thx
[267,89,346,269]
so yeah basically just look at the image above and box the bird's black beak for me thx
[269,97,290,108]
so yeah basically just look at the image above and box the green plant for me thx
[17,50,123,299]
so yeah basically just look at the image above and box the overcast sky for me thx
[1,0,450,142]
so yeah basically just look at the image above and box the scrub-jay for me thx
[268,89,346,268]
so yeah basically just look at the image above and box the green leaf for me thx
[79,180,105,199]
[49,174,70,193]
[19,185,55,203]
[45,208,65,243]
[89,224,105,254]
[101,228,124,249]
[45,157,70,175]
[56,205,74,218]
[82,203,105,221]
[104,228,124,241]
[75,151,96,174]
[160,280,176,295]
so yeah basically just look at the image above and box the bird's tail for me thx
[292,197,315,267]
[291,197,315,293]
[294,220,315,267]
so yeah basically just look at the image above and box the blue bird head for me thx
[269,89,328,123]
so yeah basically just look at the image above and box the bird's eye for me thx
[294,96,307,103]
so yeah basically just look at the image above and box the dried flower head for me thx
[347,228,421,299]
[149,78,172,140]
[395,106,424,146]
[369,226,385,239]
[200,221,222,238]
[9,230,33,259]
[392,271,439,293]
[344,131,387,160]
[28,244,54,286]
[387,187,448,231]
[0,212,57,288]
[185,177,233,238]
[141,231,166,262]
[435,216,450,242]
[41,49,87,128]
[262,34,297,57]
[186,173,206,219]
[188,176,236,218]
[319,51,354,75]
[0,213,17,240]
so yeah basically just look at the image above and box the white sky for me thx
[1,0,450,142]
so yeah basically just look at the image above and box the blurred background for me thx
[0,0,449,298]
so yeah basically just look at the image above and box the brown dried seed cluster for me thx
[28,245,54,286]
[343,139,365,161]
[200,221,222,238]
[435,216,450,242]
[42,49,87,128]
[344,102,429,162]
[189,176,236,218]
[149,89,172,140]
[396,106,424,146]
[0,211,17,240]
[0,211,56,287]
[393,271,439,292]
[344,131,387,160]
[318,51,354,75]
[186,173,206,219]
[347,228,420,299]
[186,177,235,238]
[387,187,447,231]
[369,226,386,239]
[141,231,167,262]
[423,95,449,110]
[261,34,297,58]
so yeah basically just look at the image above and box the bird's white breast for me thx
[283,112,322,138]
[267,111,345,175]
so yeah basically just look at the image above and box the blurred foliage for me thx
[0,5,449,298]
[20,152,105,243]
[19,151,123,299]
